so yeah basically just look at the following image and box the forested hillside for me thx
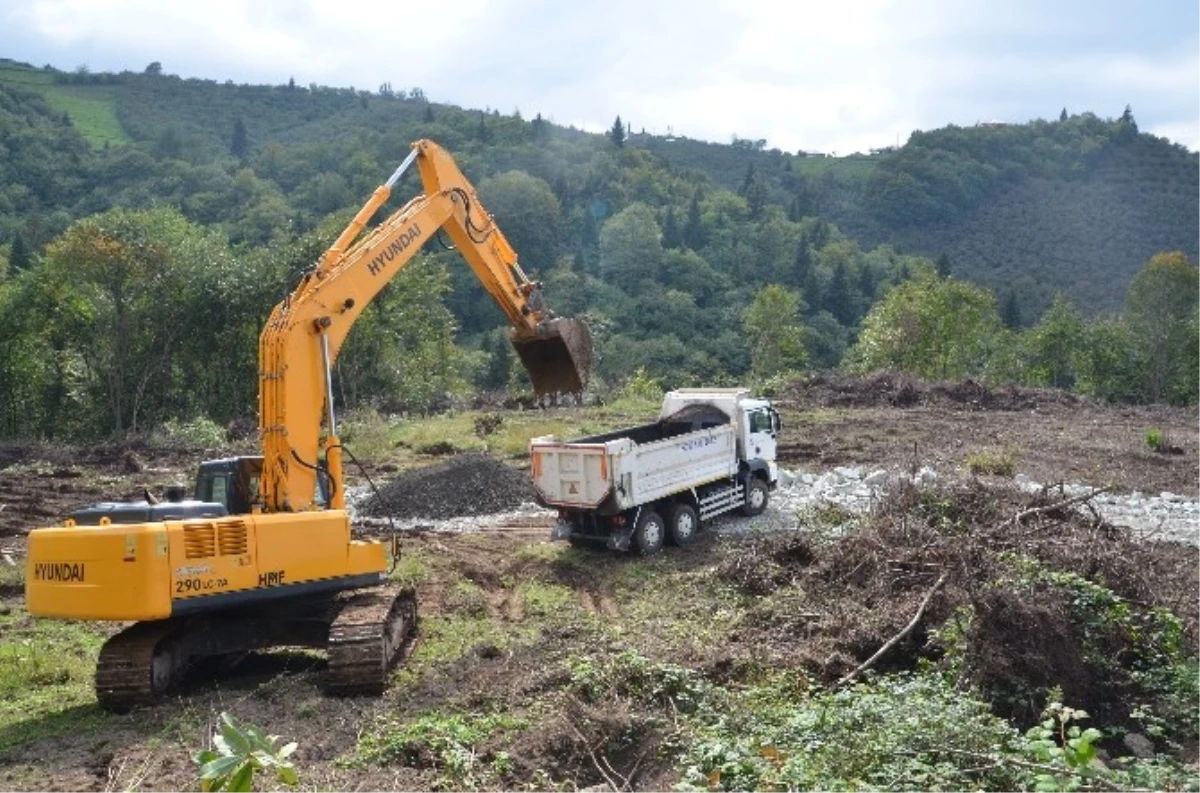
[0,59,1196,440]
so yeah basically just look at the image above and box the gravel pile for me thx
[357,452,535,520]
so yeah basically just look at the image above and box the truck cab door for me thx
[745,406,777,462]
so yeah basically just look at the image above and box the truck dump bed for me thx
[530,404,736,512]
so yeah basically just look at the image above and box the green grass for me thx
[0,562,23,592]
[0,65,130,148]
[0,605,111,751]
[386,402,656,462]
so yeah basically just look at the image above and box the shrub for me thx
[967,448,1016,477]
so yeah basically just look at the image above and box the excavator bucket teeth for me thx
[513,317,593,396]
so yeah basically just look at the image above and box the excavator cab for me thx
[194,457,262,515]
[512,317,593,396]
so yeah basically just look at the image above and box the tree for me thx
[682,191,705,250]
[935,251,953,278]
[41,208,223,434]
[1123,251,1198,403]
[478,171,563,274]
[847,270,1001,379]
[1059,107,1068,122]
[609,115,625,148]
[661,207,682,250]
[1026,293,1085,389]
[598,203,662,285]
[423,103,435,123]
[743,285,807,379]
[792,236,812,286]
[8,232,31,273]
[144,61,162,75]
[826,261,854,325]
[230,117,248,159]
[1000,288,1021,329]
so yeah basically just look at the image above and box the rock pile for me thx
[358,452,535,520]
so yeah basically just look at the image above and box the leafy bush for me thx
[152,416,226,449]
[1144,427,1164,452]
[348,710,524,789]
[568,650,709,712]
[679,673,1026,792]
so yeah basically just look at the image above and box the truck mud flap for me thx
[512,318,592,395]
[607,527,634,552]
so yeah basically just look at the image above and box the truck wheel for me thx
[667,504,698,547]
[740,477,769,517]
[633,510,665,555]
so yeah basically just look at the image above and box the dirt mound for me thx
[723,479,1199,727]
[783,371,1085,411]
[359,452,535,520]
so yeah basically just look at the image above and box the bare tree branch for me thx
[837,572,947,687]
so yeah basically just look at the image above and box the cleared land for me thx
[0,376,1196,791]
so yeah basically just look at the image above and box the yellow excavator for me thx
[24,139,592,711]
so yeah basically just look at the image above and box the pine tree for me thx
[531,112,546,142]
[8,232,31,272]
[1001,288,1022,329]
[230,117,248,159]
[935,252,953,278]
[609,115,625,148]
[745,177,767,220]
[827,261,853,325]
[1059,107,1068,122]
[423,103,435,123]
[792,236,812,284]
[802,266,823,313]
[683,191,704,250]
[738,163,755,197]
[661,207,682,250]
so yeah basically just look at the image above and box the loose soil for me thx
[0,375,1196,791]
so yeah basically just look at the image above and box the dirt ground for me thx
[774,372,1199,498]
[0,375,1196,791]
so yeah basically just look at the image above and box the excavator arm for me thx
[258,139,591,513]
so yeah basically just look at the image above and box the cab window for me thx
[749,409,773,434]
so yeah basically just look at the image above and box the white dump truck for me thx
[529,388,781,553]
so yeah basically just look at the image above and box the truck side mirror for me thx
[771,409,782,435]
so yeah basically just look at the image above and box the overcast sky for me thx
[2,0,1197,154]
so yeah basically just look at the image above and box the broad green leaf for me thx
[227,763,255,793]
[219,713,253,755]
[200,755,243,781]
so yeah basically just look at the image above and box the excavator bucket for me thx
[512,317,593,396]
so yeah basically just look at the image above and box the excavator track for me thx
[95,620,184,712]
[325,585,418,696]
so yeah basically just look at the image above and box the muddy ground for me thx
[0,375,1196,791]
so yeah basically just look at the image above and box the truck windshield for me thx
[749,409,773,434]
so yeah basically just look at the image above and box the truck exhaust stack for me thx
[512,317,593,396]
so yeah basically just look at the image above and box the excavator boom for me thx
[259,138,592,511]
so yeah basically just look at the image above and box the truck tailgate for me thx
[530,442,612,508]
